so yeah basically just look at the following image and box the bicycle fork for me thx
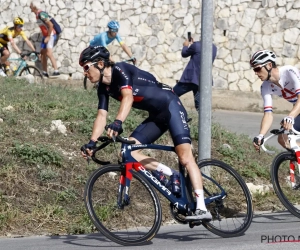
[289,161,300,190]
[116,164,134,209]
[288,150,300,189]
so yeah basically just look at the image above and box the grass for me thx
[0,76,286,236]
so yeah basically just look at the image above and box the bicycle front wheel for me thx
[271,151,300,219]
[199,159,253,237]
[19,66,44,84]
[84,164,162,246]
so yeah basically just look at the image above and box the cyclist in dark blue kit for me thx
[79,46,212,221]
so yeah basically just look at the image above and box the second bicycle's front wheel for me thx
[19,66,44,84]
[271,151,300,219]
[198,159,253,237]
[84,164,162,246]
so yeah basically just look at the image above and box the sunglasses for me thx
[253,63,267,73]
[15,25,23,28]
[83,62,97,72]
[109,29,118,33]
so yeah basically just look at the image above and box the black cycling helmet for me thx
[79,46,110,66]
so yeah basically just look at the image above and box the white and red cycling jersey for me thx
[261,65,300,112]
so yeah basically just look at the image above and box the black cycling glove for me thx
[81,139,97,152]
[253,134,264,146]
[107,119,123,134]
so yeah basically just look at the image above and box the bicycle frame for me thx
[117,142,227,215]
[8,58,27,76]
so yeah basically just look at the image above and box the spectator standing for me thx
[173,35,217,111]
[30,1,60,77]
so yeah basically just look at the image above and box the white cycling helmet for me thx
[250,50,276,67]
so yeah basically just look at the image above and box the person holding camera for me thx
[173,32,217,111]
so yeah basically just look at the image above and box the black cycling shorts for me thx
[0,45,8,57]
[130,98,191,147]
[294,115,300,132]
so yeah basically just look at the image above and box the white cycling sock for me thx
[156,163,173,176]
[195,189,207,211]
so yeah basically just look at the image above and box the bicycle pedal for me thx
[188,220,202,228]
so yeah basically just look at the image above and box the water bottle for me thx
[171,174,181,196]
[152,170,169,186]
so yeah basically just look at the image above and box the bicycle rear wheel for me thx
[19,66,44,84]
[84,164,162,246]
[271,151,300,219]
[198,159,253,237]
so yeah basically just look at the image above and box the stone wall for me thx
[1,0,300,90]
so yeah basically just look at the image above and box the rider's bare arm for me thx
[121,43,134,59]
[259,111,273,135]
[90,109,108,141]
[24,38,36,52]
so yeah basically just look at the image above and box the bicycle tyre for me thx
[198,159,253,237]
[270,151,300,219]
[84,164,162,246]
[19,65,44,84]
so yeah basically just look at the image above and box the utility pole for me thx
[198,0,214,161]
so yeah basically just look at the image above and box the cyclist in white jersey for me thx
[90,20,136,64]
[250,50,300,150]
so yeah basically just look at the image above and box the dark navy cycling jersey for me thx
[97,62,174,113]
[97,62,191,146]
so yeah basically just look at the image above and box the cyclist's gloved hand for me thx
[81,139,97,153]
[253,134,264,146]
[107,119,123,135]
[130,56,136,65]
[282,116,294,125]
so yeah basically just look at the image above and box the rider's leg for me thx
[0,48,10,65]
[40,48,48,73]
[175,143,207,211]
[278,134,289,148]
[192,86,200,111]
[279,115,300,148]
[173,81,192,97]
[45,36,58,72]
[129,137,173,176]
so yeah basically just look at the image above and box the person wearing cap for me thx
[90,20,136,64]
[0,17,36,76]
[78,45,213,221]
[250,50,300,150]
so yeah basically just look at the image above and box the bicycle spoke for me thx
[199,159,253,237]
[85,165,161,245]
[271,152,300,218]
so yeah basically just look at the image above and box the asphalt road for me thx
[212,109,285,150]
[0,211,299,250]
[1,109,298,249]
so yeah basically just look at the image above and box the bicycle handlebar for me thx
[21,51,40,58]
[260,126,300,154]
[123,58,136,65]
[82,127,136,165]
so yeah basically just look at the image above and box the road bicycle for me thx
[0,52,44,84]
[83,58,136,90]
[261,126,300,219]
[83,133,253,246]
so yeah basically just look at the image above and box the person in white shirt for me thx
[251,50,300,150]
